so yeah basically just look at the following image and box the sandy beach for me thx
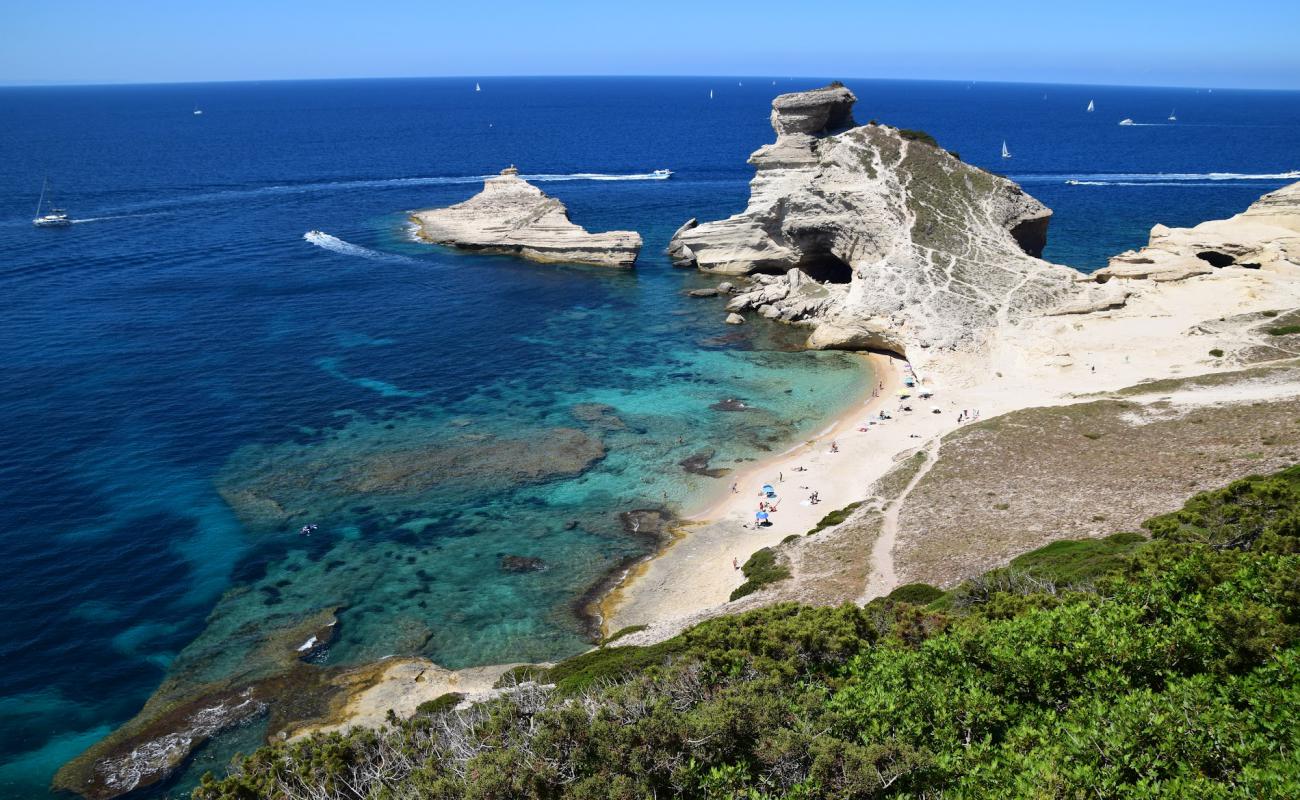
[602,257,1300,638]
[601,350,953,632]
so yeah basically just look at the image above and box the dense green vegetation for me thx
[195,468,1300,799]
[1267,324,1300,336]
[729,547,793,601]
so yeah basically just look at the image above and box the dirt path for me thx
[859,436,942,603]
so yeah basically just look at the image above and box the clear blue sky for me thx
[3,0,1298,89]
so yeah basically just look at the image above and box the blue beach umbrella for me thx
[761,484,774,493]
[756,511,769,521]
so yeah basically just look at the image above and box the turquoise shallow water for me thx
[1,76,1297,798]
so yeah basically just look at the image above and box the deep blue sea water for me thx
[0,77,1297,798]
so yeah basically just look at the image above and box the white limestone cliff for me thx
[412,167,642,268]
[670,84,1080,356]
[1095,181,1300,283]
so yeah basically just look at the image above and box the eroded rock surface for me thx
[412,167,642,268]
[671,84,1078,355]
[1096,181,1300,283]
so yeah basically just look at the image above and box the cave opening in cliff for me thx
[1195,250,1237,268]
[796,252,854,284]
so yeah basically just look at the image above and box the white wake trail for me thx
[303,231,417,263]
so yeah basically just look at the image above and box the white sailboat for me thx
[475,82,481,92]
[192,105,203,116]
[32,178,71,227]
[709,89,714,99]
[1087,99,1095,112]
[1168,109,1177,121]
[1001,140,1012,159]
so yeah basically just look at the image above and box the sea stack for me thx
[670,83,1078,355]
[411,167,643,268]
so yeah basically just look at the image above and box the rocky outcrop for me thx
[1095,181,1300,283]
[412,167,642,268]
[670,84,1079,356]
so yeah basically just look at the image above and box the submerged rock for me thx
[669,84,1078,355]
[411,167,643,268]
[217,415,606,531]
[500,555,547,573]
[709,397,754,412]
[678,449,731,478]
[725,313,745,325]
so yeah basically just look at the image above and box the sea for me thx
[1,77,1297,799]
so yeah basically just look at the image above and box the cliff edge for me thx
[670,84,1079,355]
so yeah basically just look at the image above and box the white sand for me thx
[604,265,1300,636]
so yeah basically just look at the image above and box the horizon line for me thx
[2,73,1298,93]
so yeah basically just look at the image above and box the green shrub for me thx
[414,692,462,716]
[493,664,548,688]
[544,639,688,693]
[886,583,945,605]
[600,624,647,646]
[1143,464,1300,551]
[897,128,940,148]
[729,547,791,600]
[1007,531,1146,584]
[1267,325,1300,336]
[806,501,863,536]
[1209,348,1225,357]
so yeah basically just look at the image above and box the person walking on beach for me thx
[830,440,839,453]
[730,482,738,493]
[778,471,783,483]
[732,557,739,570]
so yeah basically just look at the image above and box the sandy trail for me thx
[860,435,942,604]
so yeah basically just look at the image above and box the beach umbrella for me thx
[897,390,911,397]
[761,484,774,492]
[756,511,769,520]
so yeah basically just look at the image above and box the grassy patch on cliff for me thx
[728,547,791,600]
[806,501,864,536]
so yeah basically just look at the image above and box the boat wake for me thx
[1012,171,1300,187]
[303,230,417,263]
[93,171,673,216]
[70,212,168,224]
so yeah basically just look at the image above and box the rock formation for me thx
[670,84,1079,355]
[412,167,642,268]
[1095,181,1300,283]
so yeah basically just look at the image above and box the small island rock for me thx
[411,167,642,268]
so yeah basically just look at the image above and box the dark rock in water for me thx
[619,508,673,541]
[563,519,579,530]
[687,287,719,297]
[678,449,732,478]
[500,555,547,573]
[709,397,754,412]
[54,608,341,800]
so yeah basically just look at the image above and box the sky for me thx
[2,0,1298,89]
